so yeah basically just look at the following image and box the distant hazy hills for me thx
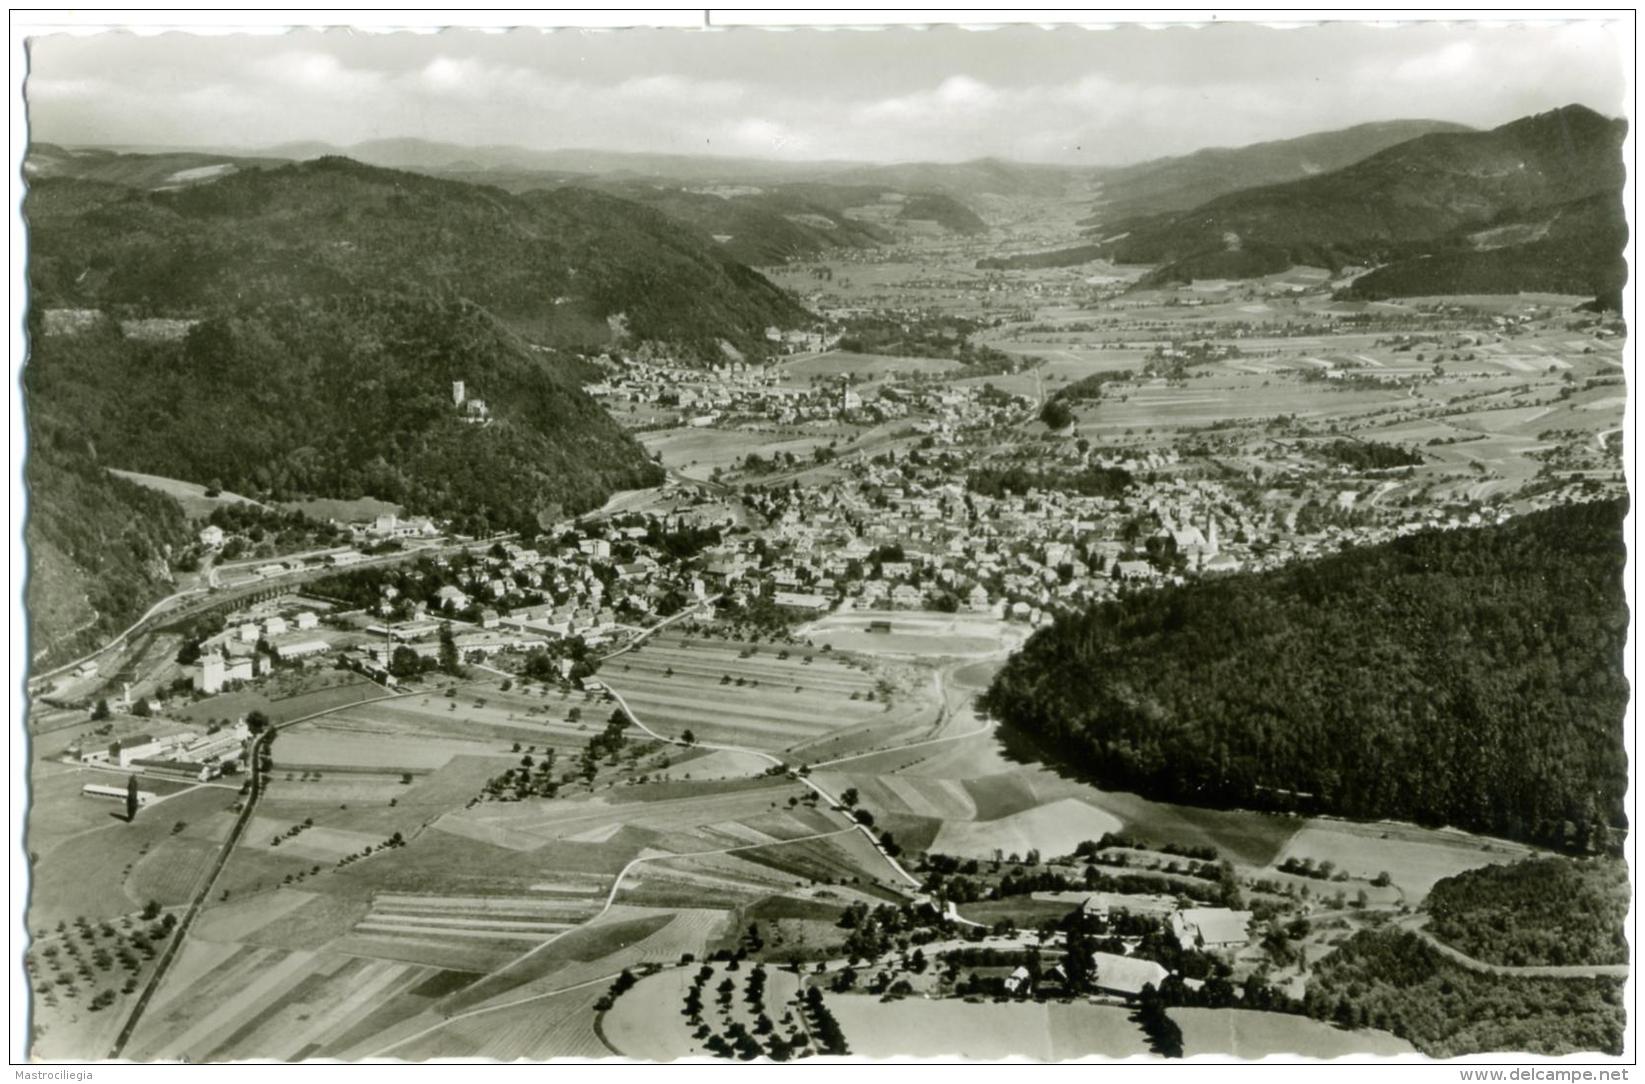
[24,141,288,190]
[1086,118,1474,221]
[1099,105,1627,304]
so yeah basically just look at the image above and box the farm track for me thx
[1397,914,1630,979]
[107,682,437,1058]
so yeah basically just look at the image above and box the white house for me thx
[1090,952,1170,998]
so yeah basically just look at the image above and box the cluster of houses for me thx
[1003,901,1255,1000]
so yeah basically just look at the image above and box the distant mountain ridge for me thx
[1098,105,1627,304]
[1085,118,1476,221]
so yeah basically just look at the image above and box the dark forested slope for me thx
[25,294,661,537]
[981,499,1629,851]
[25,439,192,666]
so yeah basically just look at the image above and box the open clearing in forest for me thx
[1272,822,1535,903]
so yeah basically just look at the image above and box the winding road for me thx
[1397,914,1630,980]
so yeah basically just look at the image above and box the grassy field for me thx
[107,468,265,519]
[604,959,804,1060]
[827,995,1154,1060]
[1172,1008,1414,1058]
[277,495,402,524]
[172,672,387,729]
[639,426,843,478]
[1271,821,1535,904]
[27,784,243,928]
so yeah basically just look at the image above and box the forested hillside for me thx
[1304,929,1624,1057]
[24,439,191,666]
[25,294,662,537]
[1096,105,1626,304]
[981,498,1629,851]
[1425,857,1630,967]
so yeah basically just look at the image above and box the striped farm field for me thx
[129,941,454,1061]
[429,777,810,852]
[603,673,884,750]
[329,891,605,970]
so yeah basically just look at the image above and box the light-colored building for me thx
[199,525,225,548]
[82,783,155,807]
[1170,908,1253,951]
[1090,952,1170,998]
[270,636,332,661]
[196,654,226,694]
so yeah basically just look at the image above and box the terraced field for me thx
[333,892,603,972]
[603,633,924,752]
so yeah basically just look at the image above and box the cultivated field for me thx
[603,632,930,753]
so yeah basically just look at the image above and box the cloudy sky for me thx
[23,18,1631,165]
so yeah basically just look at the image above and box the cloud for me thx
[22,22,1630,163]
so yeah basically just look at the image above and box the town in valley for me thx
[14,20,1633,1065]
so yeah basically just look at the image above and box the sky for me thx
[22,18,1632,166]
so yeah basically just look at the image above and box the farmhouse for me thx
[1003,966,1033,995]
[1089,951,1170,999]
[199,524,225,548]
[1170,907,1254,951]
